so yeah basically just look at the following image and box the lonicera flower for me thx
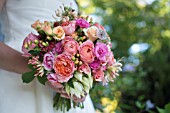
[53,54,75,83]
[79,40,94,63]
[53,26,65,40]
[94,42,109,62]
[62,36,79,55]
[61,21,76,35]
[22,33,38,57]
[42,52,54,71]
[76,18,90,28]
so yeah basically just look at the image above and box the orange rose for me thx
[53,54,74,83]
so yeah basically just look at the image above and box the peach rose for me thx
[83,26,98,42]
[62,36,79,55]
[53,26,65,40]
[53,54,75,83]
[78,63,91,75]
[93,68,104,82]
[41,25,52,35]
[61,21,76,35]
[31,20,42,30]
[79,40,94,63]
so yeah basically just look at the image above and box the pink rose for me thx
[42,52,54,71]
[61,21,76,35]
[93,68,105,82]
[78,63,91,75]
[79,40,94,63]
[53,54,75,83]
[47,73,63,88]
[22,33,38,57]
[62,36,79,55]
[94,22,105,31]
[106,52,115,66]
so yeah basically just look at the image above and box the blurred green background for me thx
[77,0,170,113]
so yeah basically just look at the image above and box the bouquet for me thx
[22,6,122,112]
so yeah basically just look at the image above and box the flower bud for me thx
[47,36,52,40]
[34,39,39,44]
[72,56,76,61]
[76,54,80,57]
[79,61,82,66]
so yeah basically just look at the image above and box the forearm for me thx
[0,0,6,12]
[0,42,30,74]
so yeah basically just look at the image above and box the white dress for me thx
[0,0,95,113]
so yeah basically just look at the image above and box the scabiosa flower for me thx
[94,42,109,62]
[97,29,107,40]
[89,59,101,70]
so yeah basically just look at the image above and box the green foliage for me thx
[157,103,170,113]
[78,0,170,112]
[22,71,35,83]
[37,74,48,85]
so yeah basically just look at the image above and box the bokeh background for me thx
[77,0,170,113]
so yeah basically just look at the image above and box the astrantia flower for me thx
[53,54,75,83]
[94,42,109,62]
[97,30,107,40]
[76,18,90,28]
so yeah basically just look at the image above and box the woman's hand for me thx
[47,81,86,103]
[0,42,30,74]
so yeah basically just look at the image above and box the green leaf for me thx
[165,103,170,113]
[28,64,36,71]
[22,71,35,83]
[28,50,40,56]
[157,107,165,113]
[37,74,48,85]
